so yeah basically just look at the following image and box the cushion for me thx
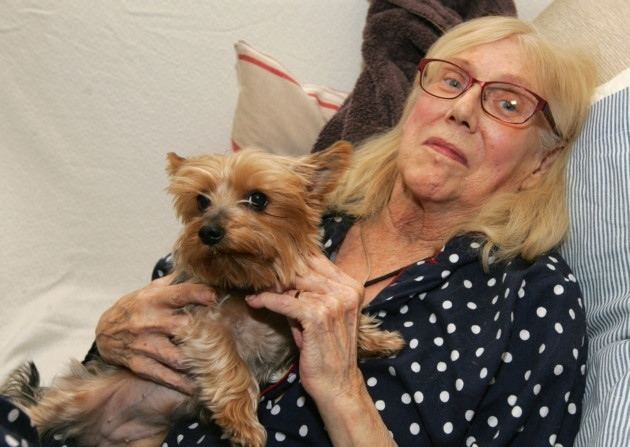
[231,41,347,156]
[560,68,630,447]
[533,0,630,85]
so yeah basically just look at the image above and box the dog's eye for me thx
[244,191,268,212]
[196,194,211,212]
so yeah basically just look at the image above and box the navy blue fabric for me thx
[2,214,586,446]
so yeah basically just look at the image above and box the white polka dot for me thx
[451,350,460,361]
[487,416,498,427]
[177,434,184,444]
[434,337,444,346]
[518,288,525,298]
[471,325,481,334]
[440,391,450,402]
[443,300,453,309]
[449,254,459,263]
[512,406,523,418]
[400,305,409,314]
[447,323,456,333]
[549,434,557,445]
[411,362,421,373]
[442,270,451,278]
[540,406,549,417]
[197,435,206,444]
[539,344,546,354]
[492,295,499,305]
[467,302,478,310]
[524,370,531,381]
[496,328,502,339]
[456,379,464,391]
[443,422,453,434]
[487,278,497,287]
[555,323,564,334]
[271,404,281,415]
[470,241,481,248]
[502,352,513,363]
[299,425,309,437]
[378,310,387,318]
[287,373,297,383]
[441,281,450,289]
[410,422,421,435]
[437,362,447,372]
[547,263,556,271]
[429,313,437,324]
[464,280,473,288]
[324,239,332,248]
[465,410,475,422]
[404,321,414,327]
[4,436,19,447]
[414,275,424,282]
[507,395,517,406]
[297,396,306,407]
[367,377,378,387]
[375,400,386,411]
[275,432,286,442]
[409,338,419,349]
[533,384,542,395]
[401,393,412,404]
[7,409,19,423]
[568,273,576,282]
[569,309,576,320]
[519,329,530,340]
[388,366,397,376]
[568,403,577,414]
[537,307,547,317]
[466,436,477,446]
[573,349,579,360]
[414,391,424,403]
[480,368,488,379]
[475,347,485,357]
[554,285,564,295]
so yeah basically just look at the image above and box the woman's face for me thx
[398,37,549,211]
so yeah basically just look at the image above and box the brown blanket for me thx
[312,0,516,152]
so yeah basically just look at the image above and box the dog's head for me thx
[166,141,352,291]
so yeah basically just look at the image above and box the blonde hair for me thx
[330,16,597,262]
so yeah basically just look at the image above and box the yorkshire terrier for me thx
[2,141,405,447]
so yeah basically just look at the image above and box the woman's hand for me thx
[246,253,396,446]
[245,253,365,402]
[95,273,216,395]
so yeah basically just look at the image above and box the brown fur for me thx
[12,141,404,446]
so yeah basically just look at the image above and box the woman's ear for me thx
[519,146,564,190]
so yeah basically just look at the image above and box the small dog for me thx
[3,141,405,446]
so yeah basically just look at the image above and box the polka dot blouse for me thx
[1,213,587,447]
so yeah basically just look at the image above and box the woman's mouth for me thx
[424,137,468,166]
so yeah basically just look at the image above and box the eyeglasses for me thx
[418,58,562,138]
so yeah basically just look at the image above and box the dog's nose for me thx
[198,224,225,245]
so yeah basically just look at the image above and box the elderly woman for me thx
[1,15,595,447]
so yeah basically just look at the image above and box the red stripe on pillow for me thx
[306,92,340,111]
[238,54,300,86]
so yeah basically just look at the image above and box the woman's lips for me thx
[424,137,468,166]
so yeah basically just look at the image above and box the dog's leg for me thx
[181,319,266,447]
[357,314,406,358]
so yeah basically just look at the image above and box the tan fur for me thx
[17,141,404,447]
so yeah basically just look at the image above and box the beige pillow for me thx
[231,41,347,156]
[533,0,630,85]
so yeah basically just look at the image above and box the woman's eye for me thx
[196,194,211,212]
[244,191,268,212]
[445,77,463,89]
[499,98,519,113]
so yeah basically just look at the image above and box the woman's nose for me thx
[446,84,482,132]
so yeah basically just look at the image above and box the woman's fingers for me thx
[129,333,188,371]
[161,282,217,308]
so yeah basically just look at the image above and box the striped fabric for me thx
[561,87,630,447]
[231,41,347,156]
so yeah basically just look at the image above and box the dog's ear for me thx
[298,140,353,206]
[166,152,186,176]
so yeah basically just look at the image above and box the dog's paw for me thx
[357,314,406,358]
